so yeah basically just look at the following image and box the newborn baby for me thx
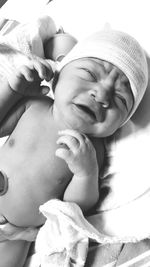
[0,25,148,267]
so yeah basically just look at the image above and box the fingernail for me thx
[42,87,50,95]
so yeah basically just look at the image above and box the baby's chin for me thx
[92,123,121,138]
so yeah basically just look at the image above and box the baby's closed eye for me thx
[79,68,97,82]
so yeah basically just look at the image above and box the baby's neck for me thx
[50,104,71,132]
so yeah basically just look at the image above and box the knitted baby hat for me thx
[57,28,148,123]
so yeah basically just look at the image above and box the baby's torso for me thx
[0,97,104,227]
[0,98,72,227]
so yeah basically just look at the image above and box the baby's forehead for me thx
[74,57,129,82]
[93,58,128,78]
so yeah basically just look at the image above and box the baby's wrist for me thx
[8,83,23,98]
[2,78,23,99]
[76,170,98,180]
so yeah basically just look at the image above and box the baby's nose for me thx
[95,69,119,106]
[90,82,112,108]
[96,88,110,108]
[89,68,119,107]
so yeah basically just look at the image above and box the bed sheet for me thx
[24,240,150,267]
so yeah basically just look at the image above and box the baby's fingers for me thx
[8,66,37,94]
[32,58,53,81]
[17,65,39,82]
[55,147,71,161]
[57,134,80,153]
[58,129,87,147]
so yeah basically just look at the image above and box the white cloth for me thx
[35,200,111,267]
[35,199,144,267]
[0,15,57,58]
[0,15,57,82]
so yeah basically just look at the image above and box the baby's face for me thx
[54,58,134,137]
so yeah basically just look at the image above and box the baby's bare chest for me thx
[0,109,72,225]
[2,112,71,186]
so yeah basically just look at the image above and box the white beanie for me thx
[57,28,148,123]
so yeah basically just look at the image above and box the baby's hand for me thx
[56,129,98,178]
[7,56,53,96]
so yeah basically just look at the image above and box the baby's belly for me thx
[0,144,72,227]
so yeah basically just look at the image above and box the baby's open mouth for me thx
[76,104,96,120]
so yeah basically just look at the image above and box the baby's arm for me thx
[0,240,30,267]
[0,99,28,137]
[56,129,99,212]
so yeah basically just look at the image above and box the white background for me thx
[0,0,150,52]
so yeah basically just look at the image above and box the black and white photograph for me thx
[0,0,150,266]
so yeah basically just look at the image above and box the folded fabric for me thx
[0,15,57,83]
[35,199,108,267]
[0,221,38,242]
[35,199,139,267]
[0,15,57,57]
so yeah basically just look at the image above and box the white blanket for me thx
[26,199,145,267]
[35,200,112,267]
